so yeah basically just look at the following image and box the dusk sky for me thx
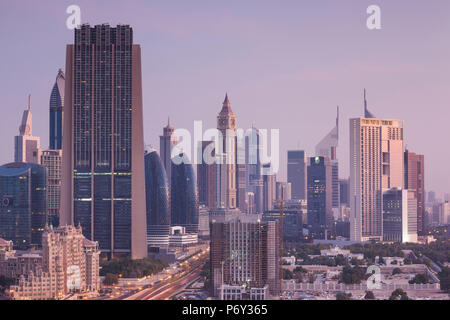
[0,0,449,197]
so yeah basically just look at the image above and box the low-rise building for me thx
[1,225,100,300]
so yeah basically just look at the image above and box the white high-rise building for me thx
[349,90,404,242]
[14,95,41,164]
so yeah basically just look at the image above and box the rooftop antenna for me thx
[28,94,31,111]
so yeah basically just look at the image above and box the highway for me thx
[122,249,208,300]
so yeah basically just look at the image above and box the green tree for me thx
[364,291,375,300]
[0,275,15,291]
[408,273,430,284]
[392,268,402,275]
[389,288,409,300]
[340,266,366,284]
[293,266,308,274]
[335,254,347,266]
[282,269,294,280]
[103,273,119,286]
[438,267,450,293]
[100,257,168,278]
[336,292,352,300]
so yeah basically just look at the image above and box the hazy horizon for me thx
[0,0,449,198]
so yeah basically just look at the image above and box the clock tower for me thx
[216,93,237,208]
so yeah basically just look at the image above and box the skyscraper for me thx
[382,188,418,243]
[287,150,306,200]
[263,163,276,212]
[307,156,333,239]
[197,140,217,208]
[276,182,291,201]
[349,90,404,241]
[171,153,199,233]
[61,24,147,259]
[316,107,339,219]
[0,162,47,249]
[217,94,237,208]
[49,69,65,150]
[14,95,41,164]
[40,149,62,226]
[245,127,263,213]
[160,118,177,188]
[339,178,350,207]
[144,150,170,248]
[404,149,425,235]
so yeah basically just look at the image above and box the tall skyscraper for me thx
[14,95,41,164]
[307,156,333,239]
[404,149,425,235]
[144,150,170,248]
[40,149,62,226]
[171,153,199,233]
[160,118,177,188]
[263,163,276,212]
[217,94,237,208]
[0,162,47,249]
[61,24,147,259]
[316,107,339,219]
[287,150,306,200]
[349,90,404,241]
[339,178,350,207]
[245,127,263,213]
[210,214,280,299]
[49,69,65,150]
[197,140,217,208]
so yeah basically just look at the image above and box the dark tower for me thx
[144,150,170,247]
[49,69,65,150]
[171,154,199,233]
[61,24,147,259]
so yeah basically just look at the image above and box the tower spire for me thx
[220,92,233,114]
[363,89,376,118]
[336,106,339,139]
[223,92,229,105]
[28,94,31,111]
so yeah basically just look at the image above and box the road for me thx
[122,250,208,300]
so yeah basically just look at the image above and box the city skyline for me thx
[0,0,449,199]
[0,1,449,303]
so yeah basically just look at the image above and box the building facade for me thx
[349,94,404,241]
[144,150,171,248]
[40,149,62,226]
[217,94,237,209]
[316,107,340,219]
[263,163,276,212]
[245,127,263,213]
[307,156,333,239]
[14,95,41,164]
[382,188,418,243]
[160,118,177,189]
[210,214,280,299]
[1,225,100,300]
[171,154,199,234]
[287,150,306,200]
[60,24,147,259]
[404,149,425,235]
[0,162,47,249]
[197,140,217,208]
[49,69,65,150]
